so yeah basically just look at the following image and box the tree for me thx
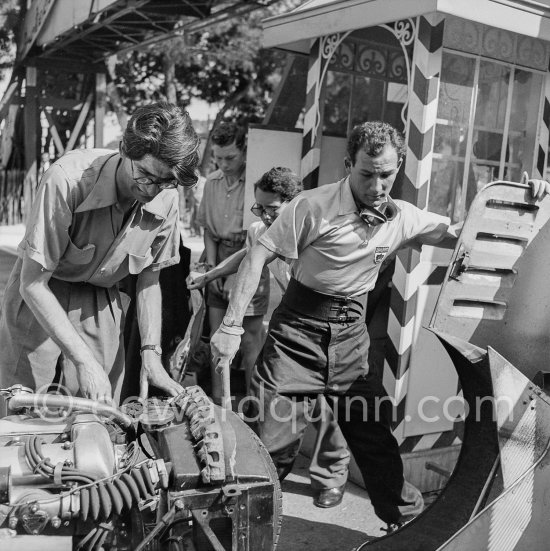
[0,0,20,86]
[110,1,299,173]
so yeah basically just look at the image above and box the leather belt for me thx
[282,278,366,323]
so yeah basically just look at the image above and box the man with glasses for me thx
[0,102,200,404]
[197,122,269,403]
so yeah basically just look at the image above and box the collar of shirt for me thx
[74,152,169,219]
[338,176,359,215]
[210,167,245,191]
[337,176,400,225]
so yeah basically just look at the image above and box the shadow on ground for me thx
[278,515,374,551]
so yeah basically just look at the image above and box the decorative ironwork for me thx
[388,50,407,83]
[311,31,352,146]
[356,45,386,77]
[329,41,354,70]
[379,18,417,127]
[311,20,417,141]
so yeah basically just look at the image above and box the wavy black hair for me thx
[121,101,200,187]
[346,121,406,165]
[254,167,302,202]
[211,121,247,151]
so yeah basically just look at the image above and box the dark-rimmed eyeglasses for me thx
[250,203,281,218]
[130,159,178,190]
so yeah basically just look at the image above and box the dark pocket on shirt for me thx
[128,251,154,274]
[63,240,96,265]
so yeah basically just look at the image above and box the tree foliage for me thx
[0,0,20,83]
[111,2,298,169]
[114,7,288,119]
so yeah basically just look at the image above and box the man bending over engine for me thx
[0,102,200,404]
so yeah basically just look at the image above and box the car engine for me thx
[0,384,281,550]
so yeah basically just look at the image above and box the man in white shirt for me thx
[210,121,549,531]
[188,167,350,508]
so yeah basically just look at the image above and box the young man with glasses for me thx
[0,102,200,404]
[196,122,270,404]
[188,167,351,508]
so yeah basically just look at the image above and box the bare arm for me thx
[19,255,111,401]
[210,243,277,366]
[222,243,276,324]
[187,248,247,290]
[136,269,184,400]
[202,227,224,294]
[203,228,218,269]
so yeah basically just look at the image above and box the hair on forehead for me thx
[211,121,247,150]
[347,121,405,165]
[121,101,200,187]
[254,167,303,202]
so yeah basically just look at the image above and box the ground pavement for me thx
[0,223,388,551]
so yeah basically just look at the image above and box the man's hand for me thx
[76,360,112,402]
[523,171,550,201]
[210,328,241,371]
[186,270,208,290]
[139,351,184,401]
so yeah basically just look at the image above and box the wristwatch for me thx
[222,315,242,328]
[140,344,162,356]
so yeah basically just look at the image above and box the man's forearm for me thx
[224,247,270,324]
[203,228,218,267]
[136,270,162,346]
[207,248,247,283]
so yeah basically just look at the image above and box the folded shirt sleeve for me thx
[20,164,73,271]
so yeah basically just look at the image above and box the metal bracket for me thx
[191,509,228,551]
[449,248,470,281]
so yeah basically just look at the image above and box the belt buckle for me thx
[335,302,350,323]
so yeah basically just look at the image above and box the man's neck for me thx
[115,158,137,212]
[224,165,245,186]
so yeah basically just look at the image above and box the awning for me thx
[263,0,550,52]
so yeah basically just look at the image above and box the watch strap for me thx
[140,344,162,356]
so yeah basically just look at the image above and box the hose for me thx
[9,393,133,429]
[25,436,97,484]
[23,436,161,521]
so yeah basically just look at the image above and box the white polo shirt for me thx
[258,177,451,297]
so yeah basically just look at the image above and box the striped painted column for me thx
[300,33,350,189]
[301,38,322,190]
[535,72,550,179]
[384,14,446,446]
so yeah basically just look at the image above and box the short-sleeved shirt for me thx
[19,148,180,288]
[247,221,290,293]
[197,168,246,242]
[258,177,450,297]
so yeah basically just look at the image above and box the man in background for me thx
[197,122,269,403]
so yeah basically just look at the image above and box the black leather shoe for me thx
[313,484,346,508]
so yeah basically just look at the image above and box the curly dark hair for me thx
[121,101,200,187]
[210,121,247,151]
[254,167,302,202]
[346,121,406,165]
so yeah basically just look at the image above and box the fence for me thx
[0,170,26,225]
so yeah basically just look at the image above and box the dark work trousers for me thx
[250,300,407,524]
